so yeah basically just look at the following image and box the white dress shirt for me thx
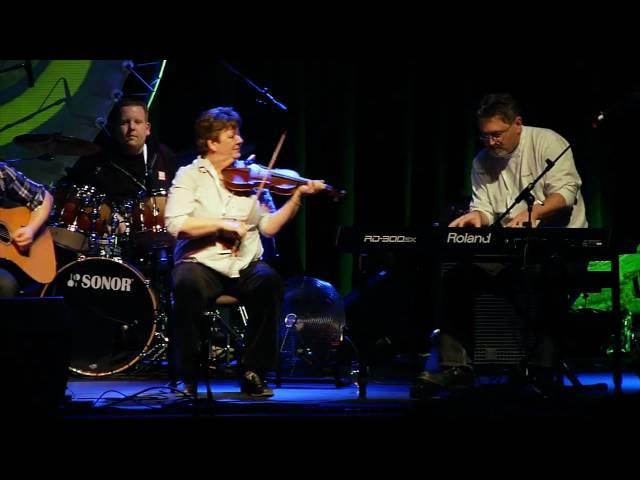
[165,157,272,277]
[470,126,587,228]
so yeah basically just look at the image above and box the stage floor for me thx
[58,369,640,421]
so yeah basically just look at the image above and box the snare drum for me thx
[41,257,157,376]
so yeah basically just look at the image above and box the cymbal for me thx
[13,133,101,156]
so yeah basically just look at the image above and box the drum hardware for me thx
[134,333,170,371]
[124,313,172,376]
[88,233,123,259]
[204,306,246,369]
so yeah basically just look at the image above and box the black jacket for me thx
[64,141,176,202]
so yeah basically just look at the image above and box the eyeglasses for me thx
[478,123,513,142]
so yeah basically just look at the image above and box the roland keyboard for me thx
[335,226,613,260]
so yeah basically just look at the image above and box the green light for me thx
[0,60,91,146]
[572,250,640,353]
[147,60,166,109]
[572,252,640,315]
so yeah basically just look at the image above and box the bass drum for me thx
[41,257,157,376]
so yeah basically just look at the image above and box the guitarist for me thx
[0,162,54,297]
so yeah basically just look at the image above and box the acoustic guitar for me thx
[0,206,56,284]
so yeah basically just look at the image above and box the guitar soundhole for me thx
[0,223,10,244]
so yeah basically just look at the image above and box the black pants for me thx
[431,259,586,370]
[171,260,283,385]
[0,261,38,297]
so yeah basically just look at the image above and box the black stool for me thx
[202,294,248,368]
[194,295,248,400]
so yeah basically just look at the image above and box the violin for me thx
[221,163,346,200]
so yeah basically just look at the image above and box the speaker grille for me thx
[473,294,525,366]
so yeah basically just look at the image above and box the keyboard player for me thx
[415,93,588,397]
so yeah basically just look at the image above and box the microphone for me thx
[24,60,34,87]
[593,111,605,127]
[284,313,297,328]
[260,88,287,112]
[592,93,640,128]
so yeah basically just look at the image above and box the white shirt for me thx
[470,126,587,228]
[164,157,272,277]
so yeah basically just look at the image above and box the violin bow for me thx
[255,130,287,205]
[232,131,287,257]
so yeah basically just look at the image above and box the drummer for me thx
[56,98,175,244]
[64,97,176,203]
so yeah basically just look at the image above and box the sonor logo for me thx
[66,273,134,291]
[446,232,492,244]
[363,235,417,243]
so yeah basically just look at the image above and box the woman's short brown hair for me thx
[194,107,242,156]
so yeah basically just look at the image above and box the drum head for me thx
[42,257,157,376]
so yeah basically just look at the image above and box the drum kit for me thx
[15,133,174,376]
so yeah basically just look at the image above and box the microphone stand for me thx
[219,60,288,112]
[493,143,571,266]
[219,61,287,264]
[493,143,571,229]
[491,143,572,390]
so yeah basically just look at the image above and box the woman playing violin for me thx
[164,106,324,397]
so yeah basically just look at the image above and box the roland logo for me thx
[446,232,492,244]
[363,235,417,243]
[66,273,134,292]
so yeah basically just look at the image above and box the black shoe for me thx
[416,366,474,390]
[240,371,274,397]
